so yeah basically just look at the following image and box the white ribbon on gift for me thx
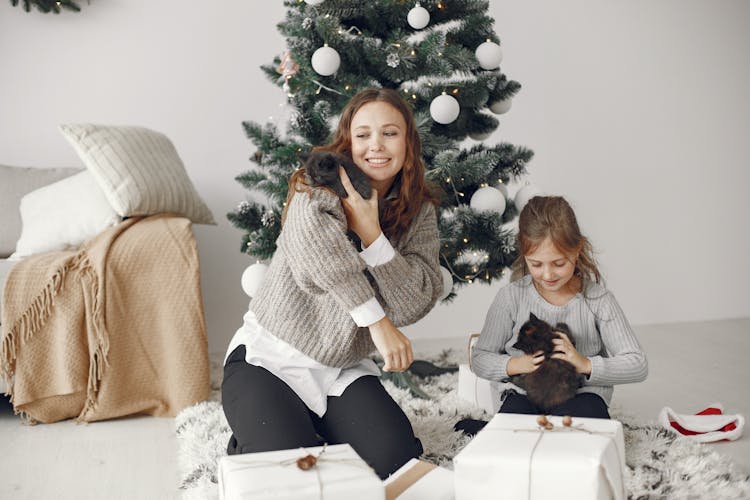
[454,414,627,500]
[219,443,383,500]
[513,421,626,500]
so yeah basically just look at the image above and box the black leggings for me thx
[453,391,611,436]
[500,391,611,419]
[221,345,422,479]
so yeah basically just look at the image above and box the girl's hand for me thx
[339,167,381,247]
[369,316,413,372]
[551,331,592,375]
[507,351,544,376]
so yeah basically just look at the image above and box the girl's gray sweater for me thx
[250,187,442,368]
[472,275,648,405]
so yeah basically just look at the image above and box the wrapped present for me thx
[457,334,501,414]
[218,443,385,500]
[384,458,454,500]
[454,413,626,500]
[457,364,501,414]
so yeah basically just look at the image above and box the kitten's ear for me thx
[529,312,540,322]
[298,151,310,164]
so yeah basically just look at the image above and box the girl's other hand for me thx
[551,331,592,375]
[368,316,413,372]
[507,351,544,376]
[339,167,381,247]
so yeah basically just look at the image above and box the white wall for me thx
[2,1,748,355]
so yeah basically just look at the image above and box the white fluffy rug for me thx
[176,354,750,500]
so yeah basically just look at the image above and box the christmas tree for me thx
[228,0,534,300]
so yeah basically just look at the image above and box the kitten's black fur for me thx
[511,312,582,412]
[301,150,372,199]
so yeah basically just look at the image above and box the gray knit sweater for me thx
[250,186,443,368]
[471,275,648,405]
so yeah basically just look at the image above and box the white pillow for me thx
[0,164,81,257]
[11,170,122,259]
[59,123,216,225]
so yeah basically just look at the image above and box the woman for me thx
[221,88,443,478]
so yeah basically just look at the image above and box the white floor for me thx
[1,318,749,499]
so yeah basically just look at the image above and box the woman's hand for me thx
[369,316,413,372]
[551,331,592,375]
[507,351,544,376]
[339,167,381,247]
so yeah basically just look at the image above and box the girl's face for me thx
[524,237,578,296]
[349,101,407,194]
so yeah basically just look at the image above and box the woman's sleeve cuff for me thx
[349,297,386,327]
[359,232,396,267]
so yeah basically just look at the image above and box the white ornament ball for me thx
[304,0,324,4]
[489,98,512,115]
[470,186,507,214]
[430,93,460,124]
[514,184,542,213]
[475,40,503,70]
[407,4,430,30]
[241,262,269,298]
[468,130,492,141]
[311,45,340,76]
[439,266,453,300]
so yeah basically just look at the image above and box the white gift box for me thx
[457,364,501,414]
[218,443,385,500]
[454,413,626,500]
[384,458,454,500]
[457,333,502,415]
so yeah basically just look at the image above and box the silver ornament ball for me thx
[407,5,430,30]
[311,45,341,76]
[241,262,269,298]
[470,186,507,214]
[490,98,512,115]
[514,184,542,213]
[475,41,503,70]
[439,266,453,300]
[430,93,460,124]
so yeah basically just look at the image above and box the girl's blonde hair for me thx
[284,87,440,240]
[510,196,601,290]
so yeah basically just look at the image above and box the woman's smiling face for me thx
[349,101,407,194]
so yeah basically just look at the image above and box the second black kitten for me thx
[511,312,582,412]
[301,150,372,199]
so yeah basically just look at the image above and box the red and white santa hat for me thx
[658,403,744,443]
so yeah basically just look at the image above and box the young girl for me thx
[221,88,443,478]
[470,196,647,422]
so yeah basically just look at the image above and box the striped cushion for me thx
[59,124,215,225]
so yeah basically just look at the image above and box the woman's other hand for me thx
[369,316,413,372]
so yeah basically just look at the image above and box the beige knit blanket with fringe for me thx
[1,214,210,423]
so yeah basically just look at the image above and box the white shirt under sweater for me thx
[224,232,396,417]
[471,274,648,405]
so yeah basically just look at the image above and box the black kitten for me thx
[511,312,581,412]
[302,150,372,199]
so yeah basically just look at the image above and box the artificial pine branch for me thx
[10,0,81,13]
